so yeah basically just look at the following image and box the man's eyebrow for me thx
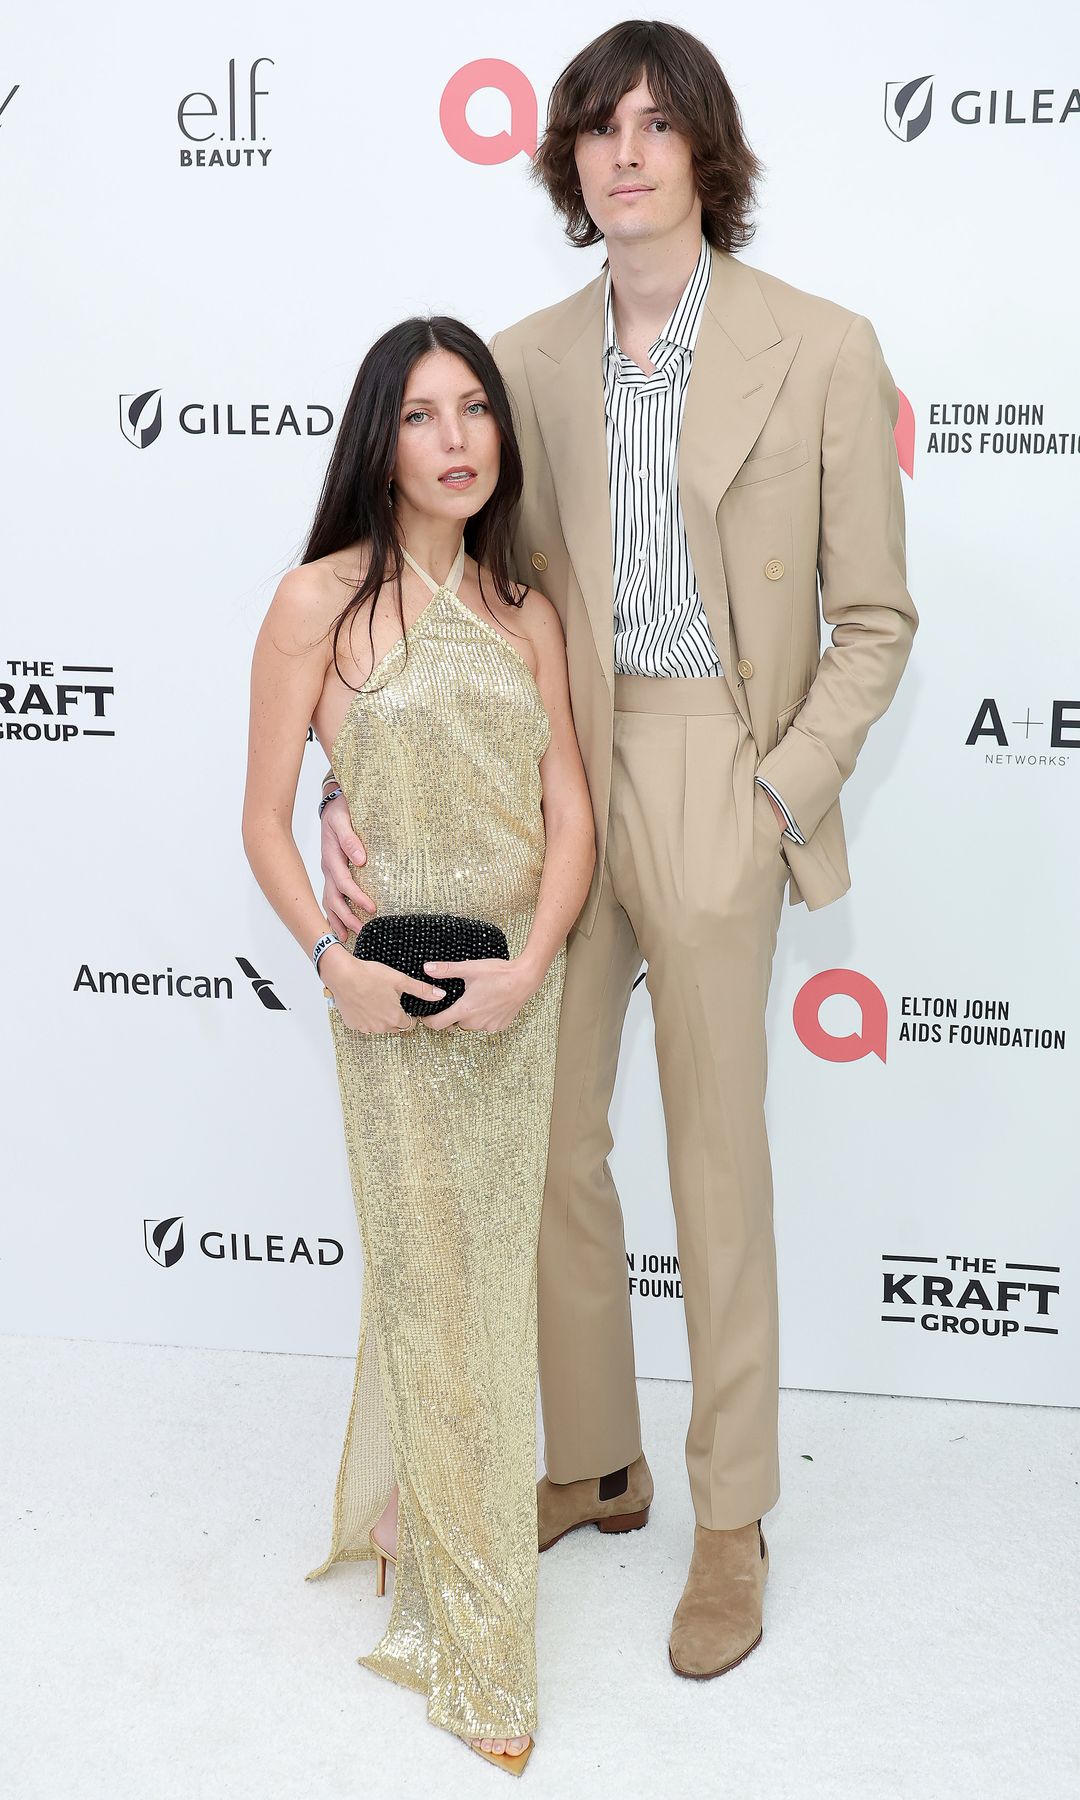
[401,387,487,405]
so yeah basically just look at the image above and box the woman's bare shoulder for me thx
[269,545,373,645]
[511,581,565,651]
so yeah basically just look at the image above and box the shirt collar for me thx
[603,233,712,375]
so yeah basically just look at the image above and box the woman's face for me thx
[391,348,500,521]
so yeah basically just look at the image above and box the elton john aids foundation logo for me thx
[794,971,1066,1059]
[793,970,888,1063]
[440,61,537,164]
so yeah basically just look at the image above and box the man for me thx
[318,20,916,1679]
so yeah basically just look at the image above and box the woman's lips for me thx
[439,471,477,487]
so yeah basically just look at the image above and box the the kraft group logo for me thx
[794,971,1067,1060]
[881,1250,1060,1340]
[3,657,115,743]
[885,76,934,143]
[440,60,537,164]
[118,389,332,448]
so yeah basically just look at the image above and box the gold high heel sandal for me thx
[371,1526,532,1773]
[468,1736,534,1776]
[369,1529,396,1599]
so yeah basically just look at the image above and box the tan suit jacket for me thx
[490,246,918,934]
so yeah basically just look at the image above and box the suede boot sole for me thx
[668,1627,763,1680]
[539,1503,650,1554]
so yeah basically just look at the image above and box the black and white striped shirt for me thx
[602,233,805,846]
[603,232,720,679]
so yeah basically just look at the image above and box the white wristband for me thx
[312,930,341,973]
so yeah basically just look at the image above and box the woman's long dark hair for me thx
[301,316,525,692]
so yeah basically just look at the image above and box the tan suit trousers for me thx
[538,674,789,1530]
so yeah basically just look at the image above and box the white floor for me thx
[3,1336,1078,1800]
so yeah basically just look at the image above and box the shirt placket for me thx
[612,351,678,608]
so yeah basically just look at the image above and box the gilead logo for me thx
[793,969,888,1063]
[440,60,537,164]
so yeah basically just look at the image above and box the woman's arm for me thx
[425,590,595,1031]
[241,569,444,1028]
[514,587,596,981]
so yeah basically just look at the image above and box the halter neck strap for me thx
[400,536,466,598]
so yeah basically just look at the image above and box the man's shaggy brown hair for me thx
[530,19,764,254]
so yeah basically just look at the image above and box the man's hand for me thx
[320,793,377,939]
[422,957,541,1034]
[763,789,788,835]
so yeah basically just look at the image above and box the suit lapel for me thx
[523,275,614,687]
[521,248,802,717]
[680,264,802,718]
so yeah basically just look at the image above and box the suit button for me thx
[764,558,785,581]
[737,658,754,680]
[531,551,548,571]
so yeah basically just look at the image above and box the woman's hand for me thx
[321,946,445,1034]
[421,956,541,1034]
[320,793,377,940]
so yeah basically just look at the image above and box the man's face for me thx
[573,74,699,245]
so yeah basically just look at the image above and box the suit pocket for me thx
[730,438,810,487]
[773,693,809,750]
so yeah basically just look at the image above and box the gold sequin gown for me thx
[306,536,564,1746]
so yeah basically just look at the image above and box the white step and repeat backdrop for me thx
[3,2,1076,1411]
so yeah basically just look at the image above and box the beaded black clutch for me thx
[353,912,510,1017]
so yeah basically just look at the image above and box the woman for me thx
[241,316,595,1772]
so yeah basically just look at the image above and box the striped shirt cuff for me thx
[755,776,806,846]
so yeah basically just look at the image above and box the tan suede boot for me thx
[537,1453,653,1551]
[668,1521,768,1678]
